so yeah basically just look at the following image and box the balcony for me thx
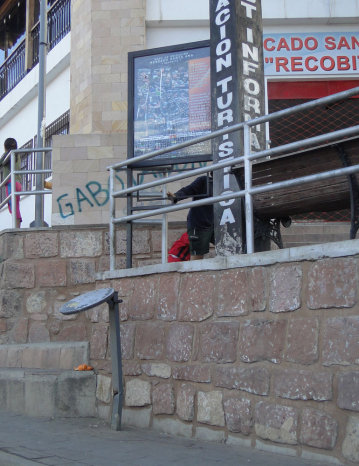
[0,0,71,102]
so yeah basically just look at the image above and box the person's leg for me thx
[15,181,22,228]
[188,228,211,260]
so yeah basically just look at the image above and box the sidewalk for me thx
[0,411,333,466]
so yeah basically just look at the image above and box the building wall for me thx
[1,227,359,464]
[1,0,359,229]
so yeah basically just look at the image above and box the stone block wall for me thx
[0,224,185,344]
[109,257,359,465]
[1,227,359,464]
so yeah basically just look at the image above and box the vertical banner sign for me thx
[210,0,265,255]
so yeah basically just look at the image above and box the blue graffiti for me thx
[57,163,207,218]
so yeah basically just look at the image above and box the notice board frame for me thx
[127,40,212,168]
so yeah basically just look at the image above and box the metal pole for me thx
[109,168,116,271]
[10,151,16,228]
[108,292,123,431]
[244,124,254,254]
[126,169,133,268]
[32,0,47,227]
[161,172,168,264]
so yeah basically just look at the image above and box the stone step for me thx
[0,342,89,370]
[0,368,96,418]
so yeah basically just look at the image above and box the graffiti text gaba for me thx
[56,163,207,218]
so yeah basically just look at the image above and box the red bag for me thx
[168,232,190,262]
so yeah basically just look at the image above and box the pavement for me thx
[0,411,334,466]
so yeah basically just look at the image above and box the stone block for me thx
[157,274,180,321]
[60,230,103,257]
[216,267,266,316]
[300,408,338,450]
[337,372,359,411]
[307,258,357,309]
[322,316,359,366]
[0,290,22,318]
[69,259,96,284]
[285,318,319,364]
[24,374,56,417]
[12,318,29,343]
[120,323,135,360]
[0,319,6,332]
[122,407,151,428]
[152,382,175,415]
[239,319,287,363]
[255,440,297,457]
[152,417,192,438]
[96,374,112,403]
[273,369,332,401]
[116,229,150,254]
[196,322,239,363]
[172,364,211,383]
[135,323,164,360]
[177,383,196,421]
[141,363,171,378]
[26,291,48,314]
[0,232,24,260]
[56,323,87,342]
[28,322,50,342]
[197,391,225,427]
[97,403,111,421]
[178,273,216,321]
[0,345,7,365]
[213,366,269,396]
[195,427,225,443]
[90,323,108,359]
[254,402,298,444]
[269,264,302,313]
[223,395,252,434]
[113,278,134,321]
[59,342,89,369]
[56,372,96,417]
[342,416,359,462]
[6,377,25,413]
[36,260,67,287]
[125,378,151,407]
[166,323,194,362]
[4,262,35,289]
[25,232,58,258]
[122,361,142,376]
[128,276,156,320]
[6,346,23,367]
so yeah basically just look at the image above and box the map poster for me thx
[129,42,212,167]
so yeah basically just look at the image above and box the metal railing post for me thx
[10,151,16,229]
[33,0,48,228]
[109,167,116,271]
[161,172,168,264]
[106,87,359,269]
[243,124,254,254]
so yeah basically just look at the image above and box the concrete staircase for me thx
[0,342,96,418]
[280,221,350,249]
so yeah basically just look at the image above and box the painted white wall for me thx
[0,33,70,147]
[0,34,70,230]
[146,0,359,49]
[146,0,359,25]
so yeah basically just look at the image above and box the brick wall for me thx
[70,0,145,134]
[1,227,359,464]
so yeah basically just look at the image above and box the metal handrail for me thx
[108,86,359,270]
[0,147,52,228]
